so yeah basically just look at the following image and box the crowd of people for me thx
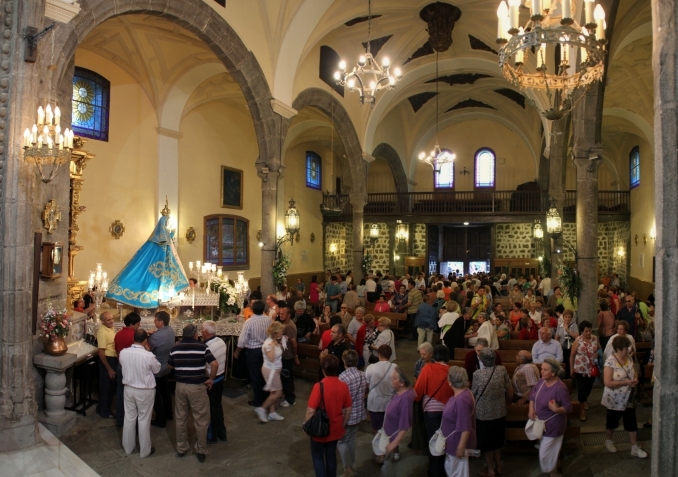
[90,267,652,476]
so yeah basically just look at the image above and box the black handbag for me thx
[303,382,330,438]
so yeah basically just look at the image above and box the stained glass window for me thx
[434,154,455,189]
[204,215,249,269]
[475,148,496,189]
[72,67,110,141]
[306,151,322,190]
[630,146,640,189]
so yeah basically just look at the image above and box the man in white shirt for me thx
[528,302,542,324]
[202,320,227,443]
[365,275,377,303]
[119,329,161,458]
[538,276,552,297]
[476,313,499,350]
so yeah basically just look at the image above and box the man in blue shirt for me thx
[414,294,438,346]
[325,275,342,313]
[531,326,564,364]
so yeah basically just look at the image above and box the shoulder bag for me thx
[412,369,448,450]
[429,389,477,456]
[613,354,636,409]
[303,382,330,438]
[473,366,496,403]
[524,381,558,440]
[584,340,600,378]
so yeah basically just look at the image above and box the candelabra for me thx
[164,288,186,313]
[234,271,249,314]
[87,263,108,309]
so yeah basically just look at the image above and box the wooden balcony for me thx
[321,190,630,223]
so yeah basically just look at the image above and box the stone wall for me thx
[363,223,390,273]
[494,221,629,284]
[324,223,353,272]
[413,224,427,258]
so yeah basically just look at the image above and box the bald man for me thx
[513,350,540,405]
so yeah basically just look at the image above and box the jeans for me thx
[310,438,338,477]
[246,347,266,407]
[153,373,173,426]
[281,358,296,405]
[207,377,226,441]
[97,356,118,418]
[423,411,445,477]
[337,423,359,469]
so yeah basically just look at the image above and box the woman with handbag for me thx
[528,358,572,477]
[304,354,353,477]
[369,317,397,361]
[380,366,415,477]
[569,320,599,421]
[601,335,647,458]
[471,349,513,477]
[413,345,453,477]
[366,345,396,463]
[441,366,477,477]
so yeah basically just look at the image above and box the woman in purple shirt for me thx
[528,358,572,477]
[441,366,477,477]
[381,366,415,477]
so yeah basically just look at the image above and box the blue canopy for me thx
[106,215,188,308]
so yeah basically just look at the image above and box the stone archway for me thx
[372,143,408,193]
[52,0,279,167]
[291,88,366,193]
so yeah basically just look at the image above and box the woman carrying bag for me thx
[365,345,396,463]
[304,354,353,477]
[440,366,477,477]
[569,320,599,421]
[379,366,415,477]
[601,335,647,459]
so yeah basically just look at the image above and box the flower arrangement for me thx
[557,263,582,301]
[273,253,291,288]
[540,256,552,278]
[209,277,239,314]
[362,253,373,275]
[40,307,71,341]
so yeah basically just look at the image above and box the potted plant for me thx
[40,306,71,356]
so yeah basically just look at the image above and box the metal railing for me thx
[322,190,630,217]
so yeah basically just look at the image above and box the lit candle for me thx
[531,0,541,16]
[561,0,572,20]
[37,135,43,148]
[196,260,201,268]
[189,262,194,270]
[37,106,44,126]
[32,124,38,143]
[508,0,521,31]
[55,124,60,137]
[542,0,551,10]
[580,29,589,63]
[594,5,605,40]
[54,106,60,124]
[46,105,53,125]
[23,129,30,148]
[515,48,524,64]
[69,130,74,148]
[58,135,63,150]
[497,1,509,39]
[43,125,49,137]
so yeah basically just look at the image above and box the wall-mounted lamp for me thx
[650,226,656,242]
[329,243,338,254]
[395,222,408,242]
[394,254,400,261]
[369,223,379,245]
[617,246,625,258]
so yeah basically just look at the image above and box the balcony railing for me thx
[322,190,630,217]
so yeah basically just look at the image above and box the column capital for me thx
[362,152,376,164]
[270,99,298,119]
[349,193,367,210]
[572,144,604,173]
[156,127,183,139]
[256,162,282,183]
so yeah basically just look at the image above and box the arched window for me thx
[474,148,496,189]
[630,146,640,189]
[306,151,322,190]
[434,156,455,189]
[72,67,110,141]
[204,215,249,269]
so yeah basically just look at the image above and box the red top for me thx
[540,316,558,329]
[308,377,352,442]
[114,327,135,355]
[509,310,522,329]
[519,322,538,340]
[414,362,454,404]
[355,324,366,357]
[320,329,332,349]
[310,282,319,303]
[74,307,85,313]
[609,293,620,315]
[374,302,390,312]
[463,349,502,384]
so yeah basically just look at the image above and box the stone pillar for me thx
[651,0,678,471]
[258,169,280,296]
[350,194,366,283]
[548,117,569,284]
[572,87,603,328]
[33,353,77,437]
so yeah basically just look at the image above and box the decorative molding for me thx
[45,0,81,23]
[310,233,316,244]
[185,227,196,244]
[156,127,183,139]
[270,99,298,119]
[362,152,376,163]
[42,200,62,234]
[407,179,417,186]
[110,220,125,239]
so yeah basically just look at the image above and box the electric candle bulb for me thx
[561,0,572,20]
[531,0,541,16]
[37,135,43,148]
[358,55,366,65]
[594,5,606,40]
[394,68,402,78]
[584,0,595,25]
[339,60,346,70]
[54,106,60,124]
[497,1,509,39]
[508,0,521,30]
[23,129,30,148]
[381,57,390,67]
[45,104,53,125]
[334,71,341,80]
[37,106,44,125]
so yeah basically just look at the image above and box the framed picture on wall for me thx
[221,166,243,209]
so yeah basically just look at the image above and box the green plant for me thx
[273,253,291,288]
[557,263,582,300]
[540,256,551,278]
[362,253,373,275]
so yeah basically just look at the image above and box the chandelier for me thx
[87,262,109,309]
[418,51,455,171]
[334,0,402,105]
[496,0,607,120]
[22,104,75,183]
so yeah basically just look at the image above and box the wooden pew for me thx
[370,311,408,331]
[295,343,321,380]
[454,348,524,361]
[499,340,537,350]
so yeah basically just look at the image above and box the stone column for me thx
[258,169,280,296]
[571,88,603,328]
[651,0,678,471]
[350,194,366,283]
[33,353,77,437]
[547,117,569,284]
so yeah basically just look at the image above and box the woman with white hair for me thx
[370,317,396,361]
[528,358,573,477]
[442,366,477,477]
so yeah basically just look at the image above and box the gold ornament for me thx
[42,200,61,234]
[110,220,125,239]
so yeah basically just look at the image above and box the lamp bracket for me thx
[23,24,55,63]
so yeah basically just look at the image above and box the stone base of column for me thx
[0,415,36,452]
[36,410,76,438]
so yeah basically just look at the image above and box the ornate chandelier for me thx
[496,0,607,120]
[334,0,402,105]
[418,51,455,171]
[22,104,75,183]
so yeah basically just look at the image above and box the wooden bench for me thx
[295,343,321,380]
[454,348,525,361]
[369,311,408,331]
[499,340,537,350]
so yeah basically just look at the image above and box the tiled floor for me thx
[0,424,99,477]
